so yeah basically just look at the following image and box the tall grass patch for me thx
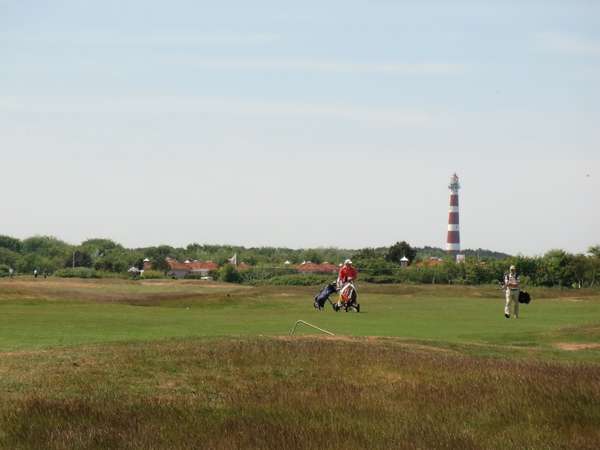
[0,338,599,449]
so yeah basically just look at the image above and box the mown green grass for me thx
[0,278,599,358]
[1,278,599,449]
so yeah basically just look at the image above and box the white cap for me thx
[510,265,516,271]
[344,259,352,265]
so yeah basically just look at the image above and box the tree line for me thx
[353,246,600,288]
[0,235,598,288]
[0,235,356,275]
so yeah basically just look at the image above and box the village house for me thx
[165,258,219,279]
[236,262,251,271]
[296,261,339,275]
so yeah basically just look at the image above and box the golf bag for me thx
[314,282,338,310]
[518,291,531,304]
[333,281,360,312]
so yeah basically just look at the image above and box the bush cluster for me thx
[260,274,334,286]
[54,268,100,279]
[140,270,165,279]
[237,267,297,284]
[0,264,10,277]
[356,250,600,288]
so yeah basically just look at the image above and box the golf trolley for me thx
[314,281,360,312]
[332,281,360,312]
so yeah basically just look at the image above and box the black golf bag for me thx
[314,282,337,310]
[518,291,531,304]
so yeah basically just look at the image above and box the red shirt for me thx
[338,265,358,283]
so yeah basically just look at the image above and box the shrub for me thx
[263,274,333,286]
[0,264,10,277]
[141,270,165,279]
[361,274,402,284]
[219,265,241,283]
[54,268,99,279]
[238,266,297,284]
[183,273,204,280]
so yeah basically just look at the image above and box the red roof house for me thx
[166,258,219,279]
[296,262,339,274]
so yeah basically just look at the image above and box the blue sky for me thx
[1,1,598,255]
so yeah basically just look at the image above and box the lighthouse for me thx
[446,173,461,257]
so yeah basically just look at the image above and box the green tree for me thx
[352,248,378,261]
[219,264,241,283]
[386,241,417,265]
[540,249,572,287]
[81,239,123,259]
[0,264,10,277]
[0,247,22,268]
[95,248,141,273]
[18,253,56,273]
[568,254,589,288]
[587,256,600,287]
[22,236,72,260]
[0,235,22,253]
[301,250,323,264]
[144,245,176,272]
[65,249,93,268]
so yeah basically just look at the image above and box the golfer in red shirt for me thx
[337,259,357,286]
[336,259,358,307]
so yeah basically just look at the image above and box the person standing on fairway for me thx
[504,265,520,319]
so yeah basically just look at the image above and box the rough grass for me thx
[1,278,600,449]
[1,338,599,450]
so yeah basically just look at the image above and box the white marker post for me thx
[289,320,335,336]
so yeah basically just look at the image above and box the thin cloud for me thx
[0,31,279,47]
[184,58,465,75]
[536,32,600,56]
[0,95,432,126]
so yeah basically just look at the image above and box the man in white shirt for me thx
[504,265,520,319]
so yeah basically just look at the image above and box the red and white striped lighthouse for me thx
[446,173,460,255]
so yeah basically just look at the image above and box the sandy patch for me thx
[554,342,600,351]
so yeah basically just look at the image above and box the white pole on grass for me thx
[289,320,335,336]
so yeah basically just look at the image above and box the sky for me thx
[0,0,598,255]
